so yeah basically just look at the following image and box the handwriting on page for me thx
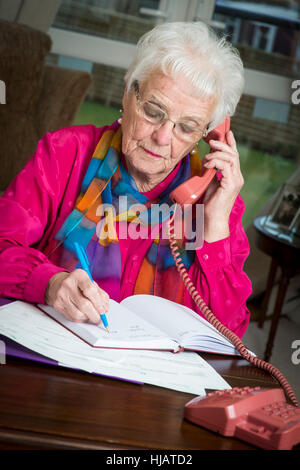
[107,323,161,340]
[96,300,167,342]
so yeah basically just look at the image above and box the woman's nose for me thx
[152,121,173,146]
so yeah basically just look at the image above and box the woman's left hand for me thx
[202,130,244,242]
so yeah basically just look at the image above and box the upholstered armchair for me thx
[0,19,93,191]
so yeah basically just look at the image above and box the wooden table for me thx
[0,351,281,450]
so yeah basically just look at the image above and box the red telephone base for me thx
[184,386,300,450]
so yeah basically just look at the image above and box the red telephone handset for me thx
[170,116,230,206]
[167,117,298,412]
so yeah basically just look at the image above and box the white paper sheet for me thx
[0,301,231,394]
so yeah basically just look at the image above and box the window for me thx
[48,0,299,227]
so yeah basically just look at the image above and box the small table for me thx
[253,216,300,362]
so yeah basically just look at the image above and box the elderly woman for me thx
[0,22,251,337]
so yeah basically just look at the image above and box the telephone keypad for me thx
[262,401,300,421]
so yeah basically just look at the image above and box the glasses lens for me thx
[141,102,165,124]
[173,123,204,142]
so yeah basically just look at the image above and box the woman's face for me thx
[121,71,216,180]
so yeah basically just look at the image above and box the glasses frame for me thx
[133,81,208,142]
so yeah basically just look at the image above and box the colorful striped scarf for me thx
[53,123,203,302]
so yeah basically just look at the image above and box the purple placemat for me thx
[2,334,57,365]
[0,298,13,307]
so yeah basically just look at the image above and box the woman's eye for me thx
[143,103,164,120]
[178,123,196,134]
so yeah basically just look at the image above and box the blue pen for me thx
[74,242,109,332]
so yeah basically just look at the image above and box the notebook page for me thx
[39,299,177,350]
[121,295,235,350]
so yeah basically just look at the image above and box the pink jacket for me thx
[0,123,252,337]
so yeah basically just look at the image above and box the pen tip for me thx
[105,326,110,333]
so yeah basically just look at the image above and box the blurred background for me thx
[1,0,299,227]
[48,0,300,229]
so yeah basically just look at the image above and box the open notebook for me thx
[39,294,249,356]
[0,298,233,395]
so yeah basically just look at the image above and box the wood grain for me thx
[0,354,277,450]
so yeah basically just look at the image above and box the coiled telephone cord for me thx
[168,208,299,407]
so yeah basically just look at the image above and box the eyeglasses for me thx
[133,81,208,143]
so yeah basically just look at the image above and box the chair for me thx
[0,19,93,191]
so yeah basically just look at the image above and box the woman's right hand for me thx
[45,270,110,325]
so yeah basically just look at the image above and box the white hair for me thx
[125,21,244,131]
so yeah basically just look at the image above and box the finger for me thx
[73,293,102,325]
[204,151,235,165]
[209,139,236,155]
[55,295,89,323]
[79,278,110,314]
[206,140,240,170]
[75,270,110,320]
[69,298,90,323]
[224,131,241,171]
[204,157,233,176]
[58,284,101,324]
[97,285,110,313]
[225,130,238,152]
[205,157,244,192]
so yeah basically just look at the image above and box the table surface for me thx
[0,351,281,450]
